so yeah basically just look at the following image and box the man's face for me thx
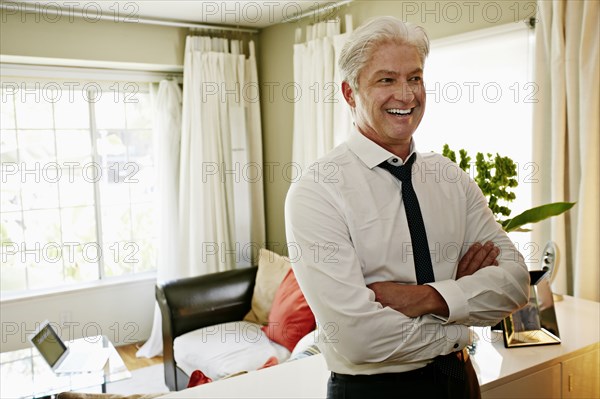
[343,42,426,153]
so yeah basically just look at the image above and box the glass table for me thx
[1,335,131,399]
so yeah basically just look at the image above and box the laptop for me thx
[29,321,110,374]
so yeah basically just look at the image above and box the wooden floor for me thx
[116,342,163,371]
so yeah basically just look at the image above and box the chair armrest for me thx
[156,266,258,390]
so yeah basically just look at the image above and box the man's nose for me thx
[394,82,415,103]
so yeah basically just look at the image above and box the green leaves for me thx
[501,202,576,232]
[442,145,576,232]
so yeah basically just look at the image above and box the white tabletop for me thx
[160,295,600,398]
[472,295,600,391]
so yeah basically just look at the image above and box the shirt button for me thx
[392,158,398,163]
[453,343,459,349]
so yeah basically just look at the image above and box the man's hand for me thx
[456,241,499,279]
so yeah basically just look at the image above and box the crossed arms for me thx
[369,241,500,318]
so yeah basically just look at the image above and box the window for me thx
[1,73,157,296]
[417,23,536,265]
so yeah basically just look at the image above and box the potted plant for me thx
[441,144,575,233]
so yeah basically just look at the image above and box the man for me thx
[285,16,530,399]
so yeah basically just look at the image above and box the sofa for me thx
[156,250,318,391]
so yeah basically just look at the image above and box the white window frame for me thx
[0,63,180,300]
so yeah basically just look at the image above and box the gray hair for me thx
[338,16,430,91]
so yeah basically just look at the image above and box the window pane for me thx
[134,237,156,273]
[62,241,100,283]
[22,209,61,248]
[125,92,153,129]
[131,202,155,239]
[14,88,53,129]
[59,169,95,207]
[95,93,126,129]
[61,206,97,243]
[127,130,154,166]
[1,211,26,292]
[54,94,90,129]
[0,87,16,129]
[101,204,131,244]
[21,178,59,210]
[1,129,18,163]
[56,130,93,164]
[26,260,63,290]
[130,166,155,203]
[18,130,56,164]
[21,209,63,290]
[0,255,26,292]
[99,178,130,207]
[103,240,137,277]
[1,211,25,246]
[1,151,22,213]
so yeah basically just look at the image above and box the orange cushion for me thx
[261,268,316,352]
[243,249,291,325]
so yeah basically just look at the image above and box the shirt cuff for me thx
[443,324,470,353]
[426,279,469,324]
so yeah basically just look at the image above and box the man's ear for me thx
[342,81,356,108]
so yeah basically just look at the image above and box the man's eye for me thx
[409,76,422,82]
[379,78,393,83]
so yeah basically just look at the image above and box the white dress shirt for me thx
[285,130,530,375]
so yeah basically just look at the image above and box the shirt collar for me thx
[347,128,418,169]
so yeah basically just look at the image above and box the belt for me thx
[331,349,469,383]
[331,364,434,382]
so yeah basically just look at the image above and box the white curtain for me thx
[292,16,354,167]
[179,36,265,274]
[532,0,599,300]
[138,37,266,358]
[137,79,182,358]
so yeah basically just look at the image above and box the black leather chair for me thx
[156,266,258,391]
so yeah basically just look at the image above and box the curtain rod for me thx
[282,0,353,23]
[0,3,258,33]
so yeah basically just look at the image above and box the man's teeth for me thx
[387,108,412,115]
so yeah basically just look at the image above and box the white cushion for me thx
[289,330,320,361]
[174,321,291,380]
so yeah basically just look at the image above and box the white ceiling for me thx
[16,1,345,29]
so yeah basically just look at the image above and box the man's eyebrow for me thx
[372,68,424,76]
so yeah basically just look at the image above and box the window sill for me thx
[0,272,157,304]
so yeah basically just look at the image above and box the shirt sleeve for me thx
[285,173,469,365]
[427,170,530,326]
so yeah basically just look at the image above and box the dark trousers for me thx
[327,358,481,399]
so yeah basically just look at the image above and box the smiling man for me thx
[285,16,530,399]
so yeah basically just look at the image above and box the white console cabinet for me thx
[475,296,600,399]
[483,364,562,399]
[562,349,599,398]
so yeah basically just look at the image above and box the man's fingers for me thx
[481,246,500,268]
[471,241,495,267]
[457,241,500,279]
[458,242,481,268]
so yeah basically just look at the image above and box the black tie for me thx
[379,153,466,381]
[378,154,434,284]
